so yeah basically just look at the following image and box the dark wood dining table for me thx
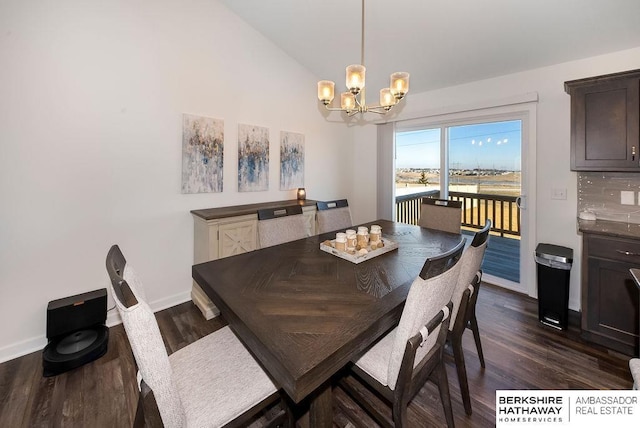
[192,219,462,427]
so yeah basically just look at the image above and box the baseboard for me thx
[0,290,192,365]
[0,336,48,366]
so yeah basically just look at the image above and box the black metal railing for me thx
[395,190,520,237]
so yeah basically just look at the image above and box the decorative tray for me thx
[320,237,399,264]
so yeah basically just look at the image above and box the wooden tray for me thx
[320,237,399,264]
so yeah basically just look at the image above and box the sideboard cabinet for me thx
[565,69,640,171]
[191,200,317,319]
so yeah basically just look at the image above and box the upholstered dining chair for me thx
[257,205,307,248]
[629,268,640,390]
[418,198,463,234]
[316,199,353,234]
[105,245,288,428]
[448,220,491,416]
[341,238,466,427]
[631,360,640,390]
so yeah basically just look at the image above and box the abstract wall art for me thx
[238,124,269,192]
[280,131,304,190]
[181,114,224,194]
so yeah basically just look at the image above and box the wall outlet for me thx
[621,190,635,205]
[551,188,567,200]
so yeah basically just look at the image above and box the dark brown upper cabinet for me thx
[565,69,640,171]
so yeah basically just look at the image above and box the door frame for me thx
[389,101,537,296]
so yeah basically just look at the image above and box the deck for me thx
[463,229,520,283]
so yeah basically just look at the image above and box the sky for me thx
[396,120,522,171]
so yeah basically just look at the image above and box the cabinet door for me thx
[585,257,639,354]
[218,219,257,258]
[302,208,316,236]
[571,78,640,170]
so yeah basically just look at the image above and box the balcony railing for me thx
[396,190,439,225]
[395,190,520,237]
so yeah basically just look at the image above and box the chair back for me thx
[450,220,491,329]
[631,359,640,390]
[316,199,353,234]
[106,245,186,427]
[418,198,462,234]
[630,269,640,389]
[257,205,306,248]
[387,239,465,390]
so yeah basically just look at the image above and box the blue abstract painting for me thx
[238,124,269,192]
[181,114,224,194]
[280,131,304,190]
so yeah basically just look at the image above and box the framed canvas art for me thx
[280,131,304,190]
[238,124,269,192]
[181,114,224,193]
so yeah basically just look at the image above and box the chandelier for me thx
[317,0,410,116]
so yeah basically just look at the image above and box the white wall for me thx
[353,46,640,311]
[0,0,354,362]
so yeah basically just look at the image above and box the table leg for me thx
[309,382,333,428]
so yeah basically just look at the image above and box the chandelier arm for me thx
[323,106,349,112]
[365,107,392,115]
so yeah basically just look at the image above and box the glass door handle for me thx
[516,196,523,209]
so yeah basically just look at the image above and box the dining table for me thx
[192,219,463,427]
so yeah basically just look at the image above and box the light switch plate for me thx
[621,190,635,205]
[551,188,567,200]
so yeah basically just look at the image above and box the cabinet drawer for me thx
[587,235,640,262]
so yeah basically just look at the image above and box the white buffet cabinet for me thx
[191,200,317,319]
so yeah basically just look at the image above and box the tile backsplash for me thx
[578,172,640,224]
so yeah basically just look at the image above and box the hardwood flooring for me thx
[0,284,633,427]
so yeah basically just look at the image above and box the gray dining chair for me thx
[316,199,353,234]
[448,220,491,415]
[341,238,466,427]
[629,268,640,390]
[418,198,462,234]
[105,245,288,428]
[631,359,640,390]
[257,205,307,248]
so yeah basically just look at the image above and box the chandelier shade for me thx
[317,0,409,117]
[390,72,410,99]
[317,80,335,104]
[346,64,366,94]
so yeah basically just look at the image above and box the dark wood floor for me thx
[0,284,633,427]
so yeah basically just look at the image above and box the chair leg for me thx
[392,397,409,428]
[468,314,485,368]
[264,395,292,428]
[434,362,455,428]
[451,336,472,416]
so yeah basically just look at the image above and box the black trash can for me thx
[535,243,573,330]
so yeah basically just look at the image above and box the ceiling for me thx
[221,0,640,97]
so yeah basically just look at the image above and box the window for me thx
[396,120,521,200]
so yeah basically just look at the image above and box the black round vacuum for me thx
[42,288,109,377]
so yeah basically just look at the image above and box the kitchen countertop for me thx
[578,218,640,240]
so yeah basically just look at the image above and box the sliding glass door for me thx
[395,116,526,290]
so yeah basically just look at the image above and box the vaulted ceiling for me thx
[222,0,640,96]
